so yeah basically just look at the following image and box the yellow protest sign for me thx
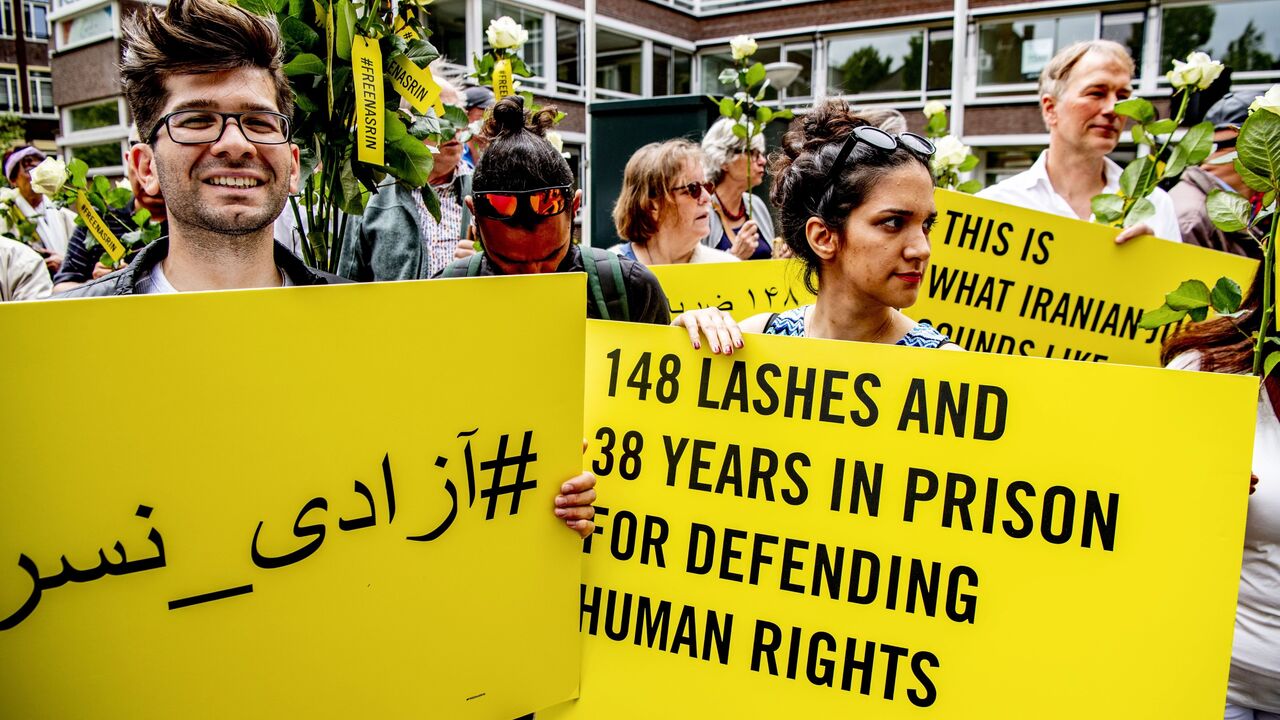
[493,58,515,100]
[74,190,124,263]
[388,54,444,116]
[648,259,811,317]
[545,320,1255,718]
[352,36,384,167]
[0,275,585,718]
[392,14,419,41]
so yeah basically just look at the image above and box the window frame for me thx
[23,0,51,41]
[0,66,20,113]
[1156,0,1280,86]
[27,68,55,116]
[822,25,953,103]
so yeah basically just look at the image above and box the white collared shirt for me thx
[977,151,1183,243]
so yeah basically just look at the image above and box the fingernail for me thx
[555,496,565,506]
[555,508,567,517]
[693,341,701,349]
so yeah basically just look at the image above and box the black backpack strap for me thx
[582,248,612,320]
[440,253,484,278]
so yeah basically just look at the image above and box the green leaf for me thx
[333,2,355,60]
[68,159,89,189]
[1114,98,1155,124]
[1130,123,1149,147]
[1118,156,1149,198]
[1164,143,1191,180]
[1210,276,1243,314]
[1206,188,1252,232]
[384,110,407,142]
[925,112,947,137]
[1265,351,1280,381]
[1237,108,1280,189]
[958,154,979,173]
[443,104,469,128]
[132,208,151,227]
[283,53,326,77]
[1179,121,1215,168]
[1234,156,1274,194]
[92,175,111,196]
[386,134,432,188]
[744,62,766,88]
[718,96,736,119]
[717,68,738,85]
[1165,279,1211,311]
[755,106,773,125]
[1138,303,1187,329]
[294,91,318,114]
[1124,197,1156,228]
[956,179,983,194]
[731,123,748,139]
[1091,193,1125,223]
[281,16,320,56]
[1188,306,1209,322]
[105,187,133,209]
[406,38,439,65]
[419,181,441,222]
[1146,118,1177,135]
[773,109,793,121]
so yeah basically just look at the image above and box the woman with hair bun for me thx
[680,99,957,349]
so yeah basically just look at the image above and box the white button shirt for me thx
[977,151,1183,243]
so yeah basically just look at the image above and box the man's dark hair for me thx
[473,95,572,193]
[120,0,293,144]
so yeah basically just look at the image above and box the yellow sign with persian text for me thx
[352,36,384,167]
[0,275,585,718]
[388,54,444,116]
[74,190,124,263]
[649,189,1257,367]
[544,320,1255,718]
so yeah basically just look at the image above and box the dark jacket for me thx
[338,174,473,282]
[56,238,343,298]
[1169,166,1265,260]
[434,243,671,325]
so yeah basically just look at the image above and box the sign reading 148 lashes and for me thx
[544,320,1256,718]
[0,275,586,719]
[649,189,1257,368]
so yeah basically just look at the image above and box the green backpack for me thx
[442,246,632,322]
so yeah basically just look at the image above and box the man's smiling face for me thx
[137,67,299,237]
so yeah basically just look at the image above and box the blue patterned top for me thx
[763,305,952,348]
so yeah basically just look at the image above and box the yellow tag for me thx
[74,190,124,263]
[493,58,515,100]
[352,36,384,167]
[388,55,445,116]
[392,15,419,41]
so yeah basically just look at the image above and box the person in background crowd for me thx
[610,139,738,265]
[1169,91,1267,259]
[0,236,52,301]
[978,40,1182,244]
[700,118,777,260]
[52,127,169,293]
[338,74,477,281]
[1,145,77,275]
[678,100,957,351]
[59,0,340,297]
[437,96,670,326]
[462,84,494,169]
[1163,264,1279,720]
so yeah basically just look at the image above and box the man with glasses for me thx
[60,0,338,298]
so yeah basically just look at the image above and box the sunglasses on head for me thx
[671,181,715,200]
[473,185,573,220]
[826,126,935,184]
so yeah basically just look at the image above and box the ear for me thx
[572,189,583,216]
[805,216,838,261]
[463,195,475,215]
[1040,93,1057,129]
[287,142,301,195]
[129,143,161,198]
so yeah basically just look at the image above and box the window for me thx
[0,69,18,113]
[27,70,52,115]
[24,0,49,41]
[556,17,582,92]
[977,15,1094,87]
[651,45,694,96]
[482,1,545,88]
[69,141,124,171]
[0,1,12,37]
[596,29,642,98]
[828,29,947,100]
[425,0,467,68]
[1102,12,1146,75]
[68,100,119,132]
[55,4,115,51]
[1161,0,1280,78]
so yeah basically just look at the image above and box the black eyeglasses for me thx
[473,185,573,220]
[826,126,935,184]
[148,110,292,146]
[671,181,714,200]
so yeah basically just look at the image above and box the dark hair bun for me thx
[483,95,559,140]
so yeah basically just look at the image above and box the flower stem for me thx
[1255,217,1277,376]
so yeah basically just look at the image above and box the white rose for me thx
[29,157,68,196]
[0,187,17,204]
[1249,85,1280,116]
[1166,52,1224,91]
[115,179,132,192]
[930,135,969,173]
[729,35,757,62]
[922,100,947,118]
[545,130,564,153]
[486,16,528,50]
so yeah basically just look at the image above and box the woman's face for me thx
[823,163,936,310]
[721,148,766,189]
[654,158,711,250]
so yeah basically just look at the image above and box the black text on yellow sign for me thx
[73,191,124,263]
[542,320,1255,719]
[388,54,444,116]
[392,15,419,41]
[352,36,384,167]
[493,59,515,100]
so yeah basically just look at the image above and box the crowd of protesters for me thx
[0,0,1274,715]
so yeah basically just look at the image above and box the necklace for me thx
[715,192,747,222]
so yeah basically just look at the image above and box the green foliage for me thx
[1091,194,1125,224]
[1210,277,1243,315]
[1206,188,1251,232]
[1114,98,1155,124]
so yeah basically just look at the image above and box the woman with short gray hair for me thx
[700,118,781,260]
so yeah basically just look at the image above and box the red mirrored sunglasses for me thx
[473,185,573,220]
